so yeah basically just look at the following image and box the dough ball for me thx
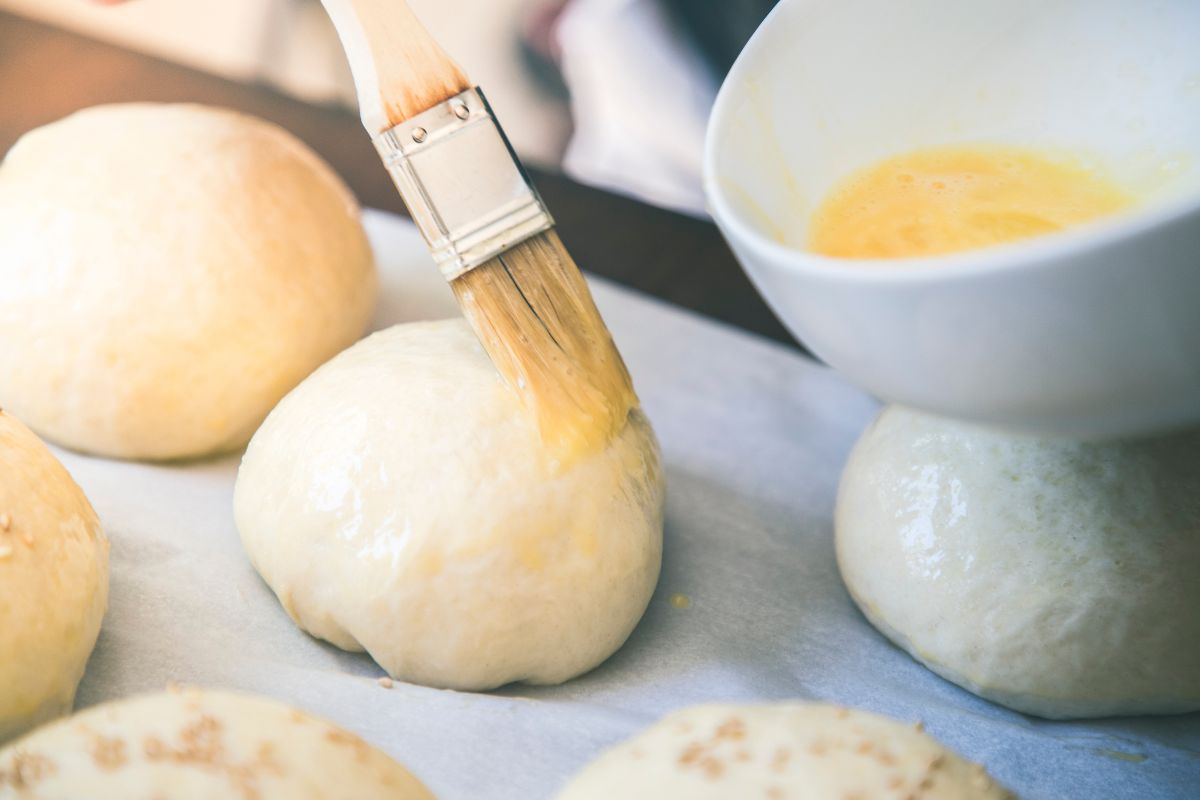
[836,406,1200,719]
[0,411,108,742]
[0,688,432,798]
[234,319,664,690]
[556,703,1011,799]
[0,103,377,460]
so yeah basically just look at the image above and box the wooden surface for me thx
[0,10,798,348]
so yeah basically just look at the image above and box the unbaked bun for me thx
[234,319,664,690]
[0,411,108,742]
[0,688,432,798]
[0,103,376,460]
[556,703,1012,799]
[837,406,1200,719]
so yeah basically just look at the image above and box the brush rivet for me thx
[372,87,554,278]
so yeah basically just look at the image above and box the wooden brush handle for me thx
[321,0,473,135]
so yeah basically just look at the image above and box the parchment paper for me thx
[56,210,1199,799]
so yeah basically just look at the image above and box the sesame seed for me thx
[716,718,746,740]
[679,743,704,765]
[143,737,165,759]
[0,513,10,531]
[377,677,394,689]
[700,756,724,779]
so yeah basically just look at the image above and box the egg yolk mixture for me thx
[808,146,1133,259]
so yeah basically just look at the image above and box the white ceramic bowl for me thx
[704,0,1200,439]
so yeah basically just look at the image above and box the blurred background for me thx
[0,0,777,216]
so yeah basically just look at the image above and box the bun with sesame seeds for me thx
[0,688,433,799]
[836,406,1200,719]
[555,703,1012,799]
[0,411,108,743]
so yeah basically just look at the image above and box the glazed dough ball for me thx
[235,319,664,690]
[557,703,1011,799]
[837,406,1200,719]
[0,688,432,798]
[0,103,376,460]
[0,411,108,742]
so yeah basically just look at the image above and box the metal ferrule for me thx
[373,87,554,281]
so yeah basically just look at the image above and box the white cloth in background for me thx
[557,0,717,217]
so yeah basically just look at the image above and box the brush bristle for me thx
[450,230,639,462]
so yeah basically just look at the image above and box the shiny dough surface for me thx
[234,319,664,690]
[836,406,1200,718]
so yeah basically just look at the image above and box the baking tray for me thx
[55,209,1199,799]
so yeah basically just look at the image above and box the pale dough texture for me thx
[234,319,664,690]
[837,406,1200,719]
[0,688,432,798]
[0,103,377,460]
[0,411,108,742]
[556,703,1012,799]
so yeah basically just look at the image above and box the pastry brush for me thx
[320,0,638,461]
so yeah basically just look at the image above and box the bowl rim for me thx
[702,0,1200,286]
